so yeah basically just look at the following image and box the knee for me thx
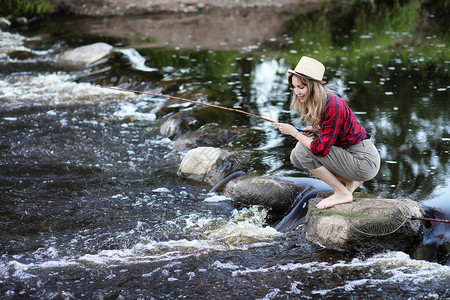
[290,150,301,169]
[292,142,310,157]
[290,143,311,170]
[357,160,381,181]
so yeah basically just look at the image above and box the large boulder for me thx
[177,147,233,185]
[56,42,113,69]
[303,196,424,253]
[222,176,296,213]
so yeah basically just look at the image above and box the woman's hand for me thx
[272,122,297,136]
[303,125,320,136]
[301,130,315,137]
[272,122,316,139]
[273,122,313,149]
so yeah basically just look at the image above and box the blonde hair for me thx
[289,74,328,127]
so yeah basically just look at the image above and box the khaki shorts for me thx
[290,138,380,181]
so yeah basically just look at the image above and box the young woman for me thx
[273,56,380,210]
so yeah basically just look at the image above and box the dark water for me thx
[1,1,449,299]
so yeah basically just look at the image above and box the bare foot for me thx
[316,192,353,210]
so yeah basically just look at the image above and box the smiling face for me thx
[291,75,309,102]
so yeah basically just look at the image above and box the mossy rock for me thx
[304,197,424,253]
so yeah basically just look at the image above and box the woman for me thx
[273,56,380,210]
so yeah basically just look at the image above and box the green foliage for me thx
[0,0,51,17]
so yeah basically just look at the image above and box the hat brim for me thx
[287,69,326,85]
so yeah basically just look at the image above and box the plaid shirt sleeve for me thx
[310,93,366,157]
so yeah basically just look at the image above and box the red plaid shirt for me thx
[310,91,367,157]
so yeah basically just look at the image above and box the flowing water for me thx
[1,1,449,299]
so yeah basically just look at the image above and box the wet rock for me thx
[410,206,450,264]
[154,97,187,118]
[48,290,74,300]
[8,50,34,60]
[55,42,113,69]
[173,125,243,151]
[103,289,122,299]
[222,176,296,212]
[303,197,423,253]
[411,238,440,262]
[159,110,200,139]
[154,89,216,118]
[15,17,28,25]
[0,17,11,28]
[178,147,234,185]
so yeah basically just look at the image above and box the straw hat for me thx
[287,56,326,84]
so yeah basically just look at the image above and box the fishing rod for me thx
[410,216,450,223]
[315,210,450,224]
[97,85,276,123]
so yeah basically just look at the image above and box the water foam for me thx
[0,258,80,282]
[78,239,221,266]
[230,251,450,295]
[204,194,233,202]
[0,74,136,107]
[0,30,25,53]
[116,48,158,72]
[113,101,156,121]
[311,251,450,295]
[72,206,280,266]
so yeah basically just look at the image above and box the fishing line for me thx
[99,98,106,189]
[97,85,276,123]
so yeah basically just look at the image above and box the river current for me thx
[1,2,449,299]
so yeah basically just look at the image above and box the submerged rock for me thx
[173,126,243,151]
[0,17,11,28]
[8,50,34,60]
[159,110,200,139]
[55,42,113,69]
[303,197,423,253]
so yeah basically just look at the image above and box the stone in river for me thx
[55,42,113,69]
[178,147,233,185]
[303,196,423,253]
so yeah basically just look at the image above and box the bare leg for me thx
[309,166,353,209]
[336,175,364,193]
[345,180,364,193]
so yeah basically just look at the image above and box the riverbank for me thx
[50,0,321,16]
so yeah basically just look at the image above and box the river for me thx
[1,1,449,299]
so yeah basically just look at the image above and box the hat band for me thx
[289,70,325,84]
